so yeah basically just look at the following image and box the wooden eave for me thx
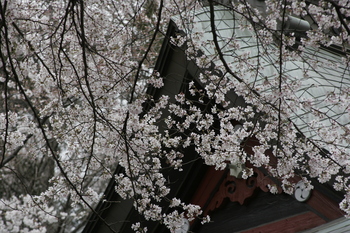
[82,20,208,233]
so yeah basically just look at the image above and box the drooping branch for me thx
[0,3,118,232]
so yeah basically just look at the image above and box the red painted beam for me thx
[241,211,326,233]
[306,189,344,220]
[190,166,226,211]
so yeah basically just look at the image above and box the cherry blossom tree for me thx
[1,0,350,232]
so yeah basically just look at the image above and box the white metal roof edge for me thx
[300,217,350,233]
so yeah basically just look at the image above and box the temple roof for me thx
[175,5,350,151]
